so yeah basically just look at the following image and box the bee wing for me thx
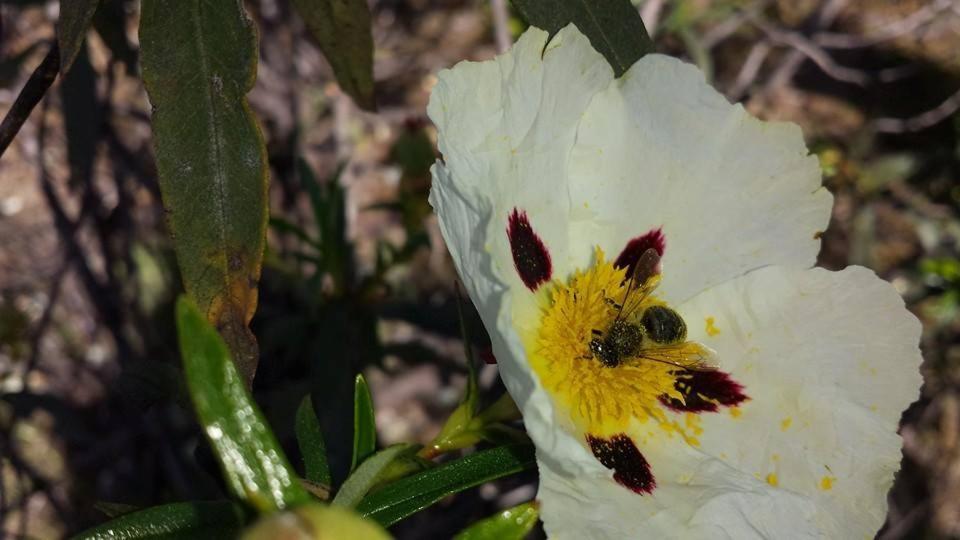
[628,341,719,372]
[613,248,662,322]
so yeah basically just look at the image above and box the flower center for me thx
[528,249,694,437]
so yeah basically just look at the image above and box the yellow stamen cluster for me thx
[527,250,685,436]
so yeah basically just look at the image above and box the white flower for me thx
[428,24,922,540]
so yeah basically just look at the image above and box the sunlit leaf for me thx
[291,0,375,110]
[72,500,246,540]
[58,0,99,73]
[176,297,310,513]
[333,443,419,508]
[453,501,540,540]
[296,395,332,486]
[357,444,536,527]
[509,0,653,77]
[241,503,391,540]
[141,0,269,383]
[351,373,377,470]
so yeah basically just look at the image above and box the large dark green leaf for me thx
[295,395,332,486]
[58,0,100,73]
[356,444,536,527]
[510,0,653,77]
[351,373,377,470]
[453,501,540,540]
[141,0,269,383]
[72,501,246,540]
[176,297,310,513]
[291,0,375,110]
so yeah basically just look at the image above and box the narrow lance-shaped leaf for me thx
[333,443,419,508]
[356,444,537,527]
[291,0,375,110]
[71,500,246,540]
[509,0,654,77]
[295,395,332,486]
[141,0,269,383]
[58,0,100,73]
[176,297,310,513]
[351,373,377,470]
[453,501,540,540]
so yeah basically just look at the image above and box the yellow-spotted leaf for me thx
[140,0,269,383]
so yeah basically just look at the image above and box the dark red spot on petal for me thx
[507,209,552,291]
[479,346,497,365]
[615,228,666,275]
[587,433,656,494]
[659,370,749,413]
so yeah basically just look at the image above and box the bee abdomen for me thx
[641,305,687,344]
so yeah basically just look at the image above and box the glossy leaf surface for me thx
[176,297,309,513]
[453,501,540,540]
[357,444,536,527]
[72,500,246,540]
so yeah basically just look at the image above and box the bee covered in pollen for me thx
[587,248,718,373]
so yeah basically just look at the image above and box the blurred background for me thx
[0,0,958,538]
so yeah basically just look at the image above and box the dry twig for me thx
[0,43,59,159]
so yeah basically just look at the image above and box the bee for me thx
[587,248,717,372]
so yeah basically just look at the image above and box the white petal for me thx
[537,266,921,539]
[428,26,614,450]
[567,55,833,304]
[428,24,614,292]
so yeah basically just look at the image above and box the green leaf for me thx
[299,160,352,292]
[241,503,391,540]
[72,500,246,540]
[422,290,480,457]
[351,373,377,470]
[453,501,540,540]
[291,0,375,110]
[176,297,310,513]
[295,395,332,486]
[269,217,321,251]
[141,0,269,384]
[57,0,100,73]
[509,0,653,77]
[333,443,419,508]
[356,444,537,527]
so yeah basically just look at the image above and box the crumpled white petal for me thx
[429,24,614,452]
[428,23,919,540]
[536,265,921,539]
[567,55,832,304]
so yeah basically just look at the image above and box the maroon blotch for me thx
[507,208,552,291]
[587,433,656,494]
[658,370,749,413]
[615,228,666,275]
[479,346,497,365]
